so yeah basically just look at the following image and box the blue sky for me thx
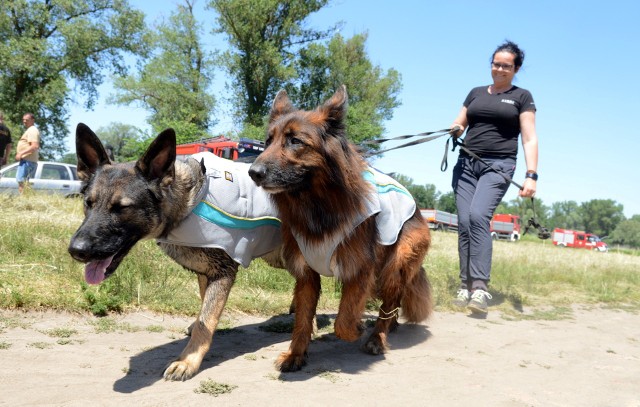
[69,0,640,218]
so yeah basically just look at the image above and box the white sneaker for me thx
[467,289,492,314]
[452,289,470,307]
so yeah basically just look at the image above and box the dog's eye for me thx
[111,202,131,212]
[289,137,303,145]
[265,137,272,147]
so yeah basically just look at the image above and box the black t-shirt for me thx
[462,85,536,157]
[0,123,12,158]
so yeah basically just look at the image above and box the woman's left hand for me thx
[519,178,537,198]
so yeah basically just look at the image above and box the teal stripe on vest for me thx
[192,201,281,229]
[363,169,412,197]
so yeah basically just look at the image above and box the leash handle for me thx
[441,132,469,172]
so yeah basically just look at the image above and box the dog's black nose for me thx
[68,237,92,262]
[248,163,266,185]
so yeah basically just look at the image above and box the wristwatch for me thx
[525,170,538,181]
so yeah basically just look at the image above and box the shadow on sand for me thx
[113,313,432,392]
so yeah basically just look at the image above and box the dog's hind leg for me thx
[363,234,432,355]
[397,215,433,324]
[276,269,321,372]
[163,268,237,381]
[400,265,432,323]
[362,262,403,355]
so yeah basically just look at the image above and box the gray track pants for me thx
[452,154,516,290]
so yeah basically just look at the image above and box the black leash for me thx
[446,135,550,240]
[362,128,453,157]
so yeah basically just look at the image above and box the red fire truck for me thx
[176,136,265,162]
[490,214,521,241]
[552,228,608,252]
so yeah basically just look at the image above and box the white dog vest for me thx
[157,153,281,268]
[293,167,417,278]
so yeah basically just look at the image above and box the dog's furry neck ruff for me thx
[273,142,371,240]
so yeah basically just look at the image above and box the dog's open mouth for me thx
[84,255,115,285]
[82,248,132,285]
[70,233,136,286]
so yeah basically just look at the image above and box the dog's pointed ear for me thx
[319,85,348,127]
[136,128,176,183]
[269,89,295,123]
[76,123,111,182]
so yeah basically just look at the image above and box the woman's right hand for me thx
[450,124,464,138]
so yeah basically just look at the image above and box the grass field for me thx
[1,193,639,319]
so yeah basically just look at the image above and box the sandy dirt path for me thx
[1,307,639,407]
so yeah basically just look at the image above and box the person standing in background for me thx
[449,40,539,315]
[15,113,40,193]
[0,112,12,168]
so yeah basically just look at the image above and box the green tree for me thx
[289,33,402,144]
[548,200,583,230]
[209,0,335,127]
[392,173,413,189]
[112,0,215,140]
[408,184,438,210]
[610,215,640,248]
[392,173,438,209]
[437,191,457,213]
[61,152,77,164]
[497,197,549,231]
[95,122,144,162]
[0,0,145,159]
[580,199,625,237]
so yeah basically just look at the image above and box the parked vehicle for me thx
[0,161,82,197]
[552,228,608,252]
[490,214,521,241]
[176,136,265,162]
[420,209,458,232]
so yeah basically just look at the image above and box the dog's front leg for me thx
[276,268,321,372]
[334,270,373,342]
[185,274,209,337]
[163,270,237,381]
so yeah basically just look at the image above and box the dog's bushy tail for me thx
[402,266,433,323]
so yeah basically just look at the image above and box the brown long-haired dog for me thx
[249,85,433,371]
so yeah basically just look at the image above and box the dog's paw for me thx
[275,351,306,372]
[362,332,388,355]
[163,360,197,381]
[334,318,362,342]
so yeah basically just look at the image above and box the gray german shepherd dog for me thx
[68,123,283,381]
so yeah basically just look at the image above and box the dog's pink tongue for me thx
[84,255,114,285]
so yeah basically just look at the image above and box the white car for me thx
[0,161,82,197]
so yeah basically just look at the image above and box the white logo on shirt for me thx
[501,99,515,105]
